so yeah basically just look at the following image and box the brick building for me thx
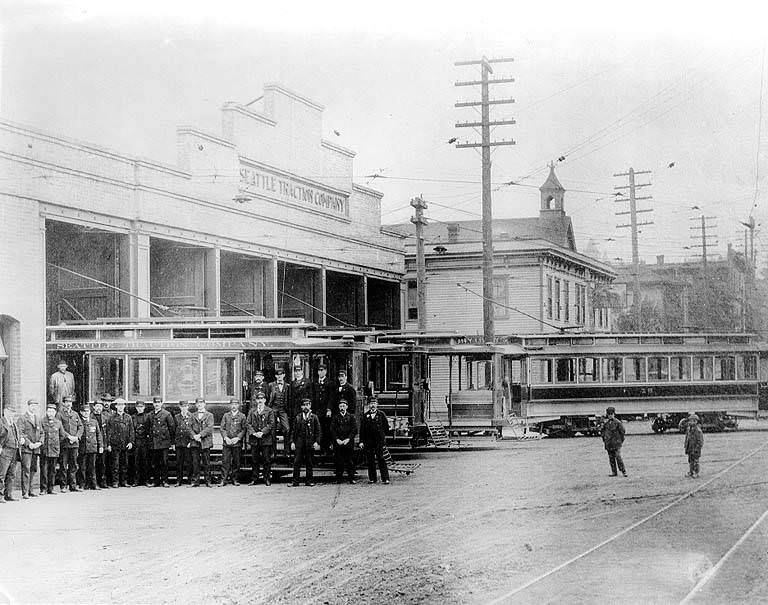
[0,84,404,413]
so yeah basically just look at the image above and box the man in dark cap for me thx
[290,398,321,487]
[250,369,269,409]
[56,396,83,492]
[107,399,134,487]
[247,391,275,486]
[359,398,390,484]
[93,396,114,488]
[78,401,104,490]
[601,406,627,477]
[0,406,23,501]
[220,399,246,486]
[290,366,311,421]
[131,400,151,487]
[190,398,214,487]
[40,403,66,495]
[150,396,175,487]
[313,363,335,452]
[331,399,358,484]
[173,400,194,486]
[49,360,75,406]
[335,370,357,416]
[268,367,291,453]
[17,398,43,498]
[681,412,704,478]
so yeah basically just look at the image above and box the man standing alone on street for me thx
[601,406,627,477]
[680,412,704,478]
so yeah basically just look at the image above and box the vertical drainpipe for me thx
[538,256,544,333]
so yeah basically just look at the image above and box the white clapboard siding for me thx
[427,355,453,418]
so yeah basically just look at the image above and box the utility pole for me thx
[689,211,718,269]
[410,195,428,332]
[614,168,653,331]
[455,56,515,345]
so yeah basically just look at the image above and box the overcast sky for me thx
[3,1,768,267]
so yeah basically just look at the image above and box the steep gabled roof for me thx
[540,164,564,192]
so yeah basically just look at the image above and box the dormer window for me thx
[447,223,460,242]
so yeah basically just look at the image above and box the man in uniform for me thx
[268,368,291,453]
[250,369,269,408]
[190,398,214,487]
[290,398,321,487]
[220,399,246,486]
[150,396,175,487]
[0,406,23,502]
[601,406,627,477]
[56,396,83,492]
[290,366,311,420]
[131,400,151,487]
[313,364,335,452]
[49,360,75,406]
[331,399,358,484]
[335,370,357,415]
[173,400,194,486]
[359,398,390,484]
[78,401,104,490]
[107,398,134,487]
[246,391,275,486]
[93,397,113,488]
[40,403,66,495]
[17,399,43,498]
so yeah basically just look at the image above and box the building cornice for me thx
[220,102,278,127]
[263,83,325,111]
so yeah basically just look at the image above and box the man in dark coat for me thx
[247,392,275,485]
[190,398,214,487]
[290,366,311,419]
[220,399,246,486]
[681,412,704,478]
[359,398,390,484]
[313,364,335,451]
[17,399,43,498]
[40,404,66,495]
[93,397,113,488]
[601,406,627,477]
[290,399,321,487]
[78,403,104,490]
[268,368,291,451]
[248,369,269,416]
[107,399,135,487]
[150,396,175,487]
[335,370,357,415]
[173,400,194,486]
[0,407,23,502]
[56,396,83,492]
[331,399,358,484]
[131,400,151,487]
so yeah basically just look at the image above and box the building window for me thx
[407,280,418,320]
[563,281,570,322]
[447,223,460,242]
[493,277,508,319]
[546,277,553,319]
[554,279,561,320]
[575,284,586,325]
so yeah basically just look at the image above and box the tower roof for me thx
[539,163,564,192]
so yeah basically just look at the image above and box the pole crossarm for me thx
[615,209,653,216]
[617,221,654,229]
[456,140,516,148]
[455,98,515,107]
[614,184,652,189]
[613,170,651,177]
[456,119,517,127]
[455,77,516,86]
[455,57,515,66]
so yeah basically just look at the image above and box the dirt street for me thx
[1,422,768,604]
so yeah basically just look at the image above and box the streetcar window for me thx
[90,355,125,400]
[555,358,576,383]
[129,357,161,400]
[369,357,385,392]
[647,357,669,381]
[669,356,691,381]
[204,356,237,399]
[692,356,713,381]
[386,357,409,391]
[601,358,623,382]
[624,357,646,382]
[577,358,600,382]
[714,356,736,381]
[738,355,758,380]
[531,359,553,383]
[640,337,662,345]
[166,356,201,401]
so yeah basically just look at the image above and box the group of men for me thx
[0,363,391,501]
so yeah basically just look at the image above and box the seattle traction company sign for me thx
[239,165,348,217]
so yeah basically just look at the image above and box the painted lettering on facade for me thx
[239,166,348,216]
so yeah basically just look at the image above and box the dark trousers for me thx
[191,448,211,484]
[132,443,150,485]
[95,452,107,486]
[152,448,169,485]
[103,450,113,485]
[41,456,57,493]
[334,444,355,480]
[365,445,389,482]
[607,448,626,474]
[176,446,192,484]
[59,448,78,488]
[275,410,290,449]
[111,448,130,485]
[0,452,17,498]
[221,445,241,483]
[20,452,38,496]
[80,452,98,488]
[292,441,314,484]
[688,454,700,476]
[320,416,332,451]
[251,442,273,481]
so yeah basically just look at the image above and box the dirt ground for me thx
[2,421,768,604]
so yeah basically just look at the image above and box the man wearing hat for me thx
[220,399,246,486]
[17,399,43,498]
[335,370,357,416]
[250,369,269,408]
[246,391,275,485]
[268,368,291,451]
[49,360,75,406]
[56,396,83,492]
[313,364,335,451]
[290,366,311,422]
[173,401,194,486]
[107,399,134,487]
[290,398,321,487]
[331,399,358,484]
[131,400,151,487]
[359,397,390,484]
[190,398,214,487]
[0,406,23,501]
[681,412,704,478]
[600,406,627,477]
[78,401,104,490]
[149,396,175,487]
[93,396,114,488]
[40,403,66,494]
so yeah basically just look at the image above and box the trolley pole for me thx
[410,195,428,332]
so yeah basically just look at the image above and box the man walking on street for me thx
[0,407,23,502]
[17,399,43,498]
[220,399,246,486]
[601,406,627,477]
